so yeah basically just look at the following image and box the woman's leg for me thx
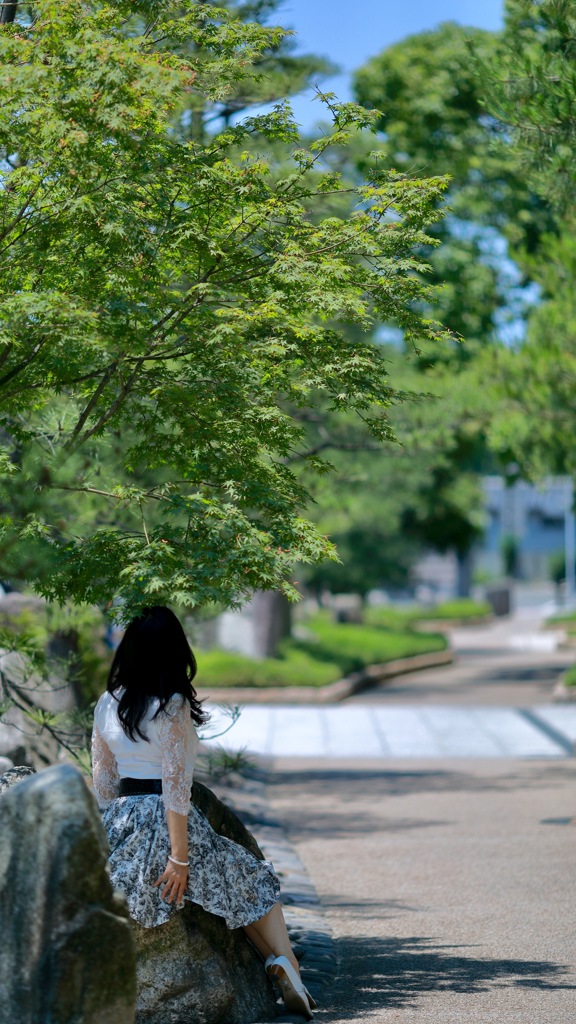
[243,901,300,975]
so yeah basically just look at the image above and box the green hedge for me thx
[564,665,576,688]
[363,606,420,630]
[546,611,576,627]
[195,648,342,689]
[292,619,447,676]
[417,598,492,620]
[365,599,492,629]
[196,617,447,688]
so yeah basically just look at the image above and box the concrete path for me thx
[266,757,576,1023]
[253,607,576,1021]
[352,613,572,707]
[213,610,569,1019]
[204,702,576,759]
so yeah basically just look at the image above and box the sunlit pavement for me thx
[203,701,576,758]
[204,607,576,759]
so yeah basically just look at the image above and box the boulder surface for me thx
[133,780,278,1024]
[0,764,136,1024]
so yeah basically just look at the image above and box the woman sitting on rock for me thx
[91,604,314,1020]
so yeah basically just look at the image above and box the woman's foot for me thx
[265,955,314,1020]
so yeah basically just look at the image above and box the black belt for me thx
[119,777,163,797]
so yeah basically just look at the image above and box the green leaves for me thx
[0,0,451,616]
[481,0,576,215]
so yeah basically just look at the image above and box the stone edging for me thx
[415,616,493,630]
[553,679,576,702]
[201,647,454,705]
[209,769,336,1022]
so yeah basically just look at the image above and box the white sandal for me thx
[265,954,315,1019]
[264,954,316,1006]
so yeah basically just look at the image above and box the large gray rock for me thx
[192,780,264,861]
[0,764,136,1024]
[135,904,277,1024]
[133,781,278,1024]
[0,764,35,793]
[0,591,46,621]
[0,591,84,769]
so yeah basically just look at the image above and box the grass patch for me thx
[195,648,342,689]
[416,598,492,620]
[546,611,576,625]
[365,599,491,628]
[363,606,420,630]
[196,616,447,688]
[564,665,576,688]
[292,618,447,676]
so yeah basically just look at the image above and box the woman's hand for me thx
[153,859,189,906]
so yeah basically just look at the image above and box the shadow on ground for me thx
[268,764,574,839]
[319,935,576,1020]
[269,763,571,798]
[376,659,571,701]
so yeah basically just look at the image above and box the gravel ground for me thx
[209,610,576,1023]
[266,756,576,1024]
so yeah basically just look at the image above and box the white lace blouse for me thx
[91,690,199,815]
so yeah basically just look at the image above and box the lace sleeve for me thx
[157,694,197,816]
[91,721,120,809]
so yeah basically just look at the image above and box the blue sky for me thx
[271,0,504,130]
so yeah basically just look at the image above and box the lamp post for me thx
[0,1,18,24]
[564,479,575,606]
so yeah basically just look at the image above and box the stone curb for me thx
[415,616,493,630]
[553,679,576,703]
[208,767,336,1022]
[200,647,454,705]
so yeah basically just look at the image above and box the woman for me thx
[91,605,315,1020]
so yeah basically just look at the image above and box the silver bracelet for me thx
[168,854,189,867]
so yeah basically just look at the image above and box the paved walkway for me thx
[204,612,576,759]
[267,756,576,1023]
[205,702,576,758]
[209,605,576,1022]
[253,610,576,1022]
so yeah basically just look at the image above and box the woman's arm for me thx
[91,721,120,808]
[166,808,189,863]
[154,695,196,906]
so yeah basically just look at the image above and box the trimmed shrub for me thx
[363,606,420,630]
[195,648,342,689]
[418,598,492,620]
[564,665,576,688]
[291,620,447,676]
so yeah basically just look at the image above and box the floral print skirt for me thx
[101,794,280,929]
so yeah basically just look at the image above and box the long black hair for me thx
[107,605,208,741]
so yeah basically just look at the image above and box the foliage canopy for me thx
[0,0,451,617]
[480,1,576,480]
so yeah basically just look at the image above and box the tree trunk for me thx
[250,590,292,659]
[456,548,473,597]
[0,1,18,24]
[47,628,84,707]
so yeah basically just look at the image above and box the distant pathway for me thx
[205,611,576,759]
[205,702,576,758]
